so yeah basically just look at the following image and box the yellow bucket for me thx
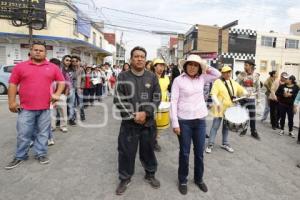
[155,102,170,130]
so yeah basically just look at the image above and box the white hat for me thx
[179,54,207,73]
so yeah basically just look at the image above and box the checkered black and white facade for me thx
[222,52,255,60]
[229,28,257,36]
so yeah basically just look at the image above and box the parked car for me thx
[0,65,14,95]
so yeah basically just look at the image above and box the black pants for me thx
[240,99,256,133]
[270,100,279,128]
[95,83,103,99]
[83,88,95,105]
[118,121,157,181]
[278,104,294,132]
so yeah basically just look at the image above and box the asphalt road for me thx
[0,96,299,200]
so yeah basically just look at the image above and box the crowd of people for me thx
[113,47,300,195]
[4,41,300,196]
[5,41,125,168]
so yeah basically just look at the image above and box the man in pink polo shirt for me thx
[5,41,65,170]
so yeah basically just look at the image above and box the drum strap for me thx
[222,78,235,102]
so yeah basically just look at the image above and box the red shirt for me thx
[9,60,65,110]
[109,76,116,88]
[85,73,91,88]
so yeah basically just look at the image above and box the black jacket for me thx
[113,70,161,127]
[276,84,299,106]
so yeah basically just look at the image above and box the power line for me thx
[47,10,300,44]
[100,7,193,26]
[46,11,185,35]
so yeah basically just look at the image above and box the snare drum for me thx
[224,105,249,132]
[155,102,170,130]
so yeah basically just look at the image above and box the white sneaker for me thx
[48,139,55,146]
[289,132,296,138]
[60,127,68,133]
[205,145,213,154]
[221,144,234,153]
[278,130,284,136]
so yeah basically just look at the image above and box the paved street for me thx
[0,96,300,200]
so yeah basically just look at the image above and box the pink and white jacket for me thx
[170,67,221,128]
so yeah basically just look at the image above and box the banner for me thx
[0,0,46,21]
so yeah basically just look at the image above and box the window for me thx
[271,60,277,71]
[285,39,299,49]
[99,37,102,48]
[237,34,250,39]
[73,19,78,35]
[260,60,268,72]
[261,36,276,47]
[92,32,96,45]
[229,37,236,45]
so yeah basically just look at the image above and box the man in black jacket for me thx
[113,46,161,195]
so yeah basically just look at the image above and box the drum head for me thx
[224,106,249,124]
[159,102,170,110]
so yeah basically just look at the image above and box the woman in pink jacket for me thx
[171,55,221,195]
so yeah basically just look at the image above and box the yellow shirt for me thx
[211,78,247,117]
[159,76,170,102]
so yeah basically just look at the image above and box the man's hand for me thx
[9,101,20,113]
[294,106,298,114]
[173,128,180,136]
[51,93,61,104]
[134,112,146,125]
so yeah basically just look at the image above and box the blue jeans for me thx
[16,110,50,160]
[67,89,76,120]
[75,90,85,118]
[262,95,270,121]
[178,119,206,184]
[208,117,229,146]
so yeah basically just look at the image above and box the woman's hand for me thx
[173,128,181,136]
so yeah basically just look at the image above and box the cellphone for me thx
[17,108,22,113]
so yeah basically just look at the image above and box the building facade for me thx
[116,43,125,66]
[183,24,229,66]
[256,31,300,81]
[290,23,300,36]
[0,0,111,65]
[222,28,257,79]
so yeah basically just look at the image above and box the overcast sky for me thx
[75,0,300,60]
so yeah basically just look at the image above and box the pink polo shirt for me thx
[170,67,221,128]
[9,60,65,110]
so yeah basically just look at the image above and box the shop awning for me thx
[0,32,112,56]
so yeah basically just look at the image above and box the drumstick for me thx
[233,93,257,102]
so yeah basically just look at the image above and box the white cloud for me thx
[287,7,300,22]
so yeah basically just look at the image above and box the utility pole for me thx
[28,0,33,47]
